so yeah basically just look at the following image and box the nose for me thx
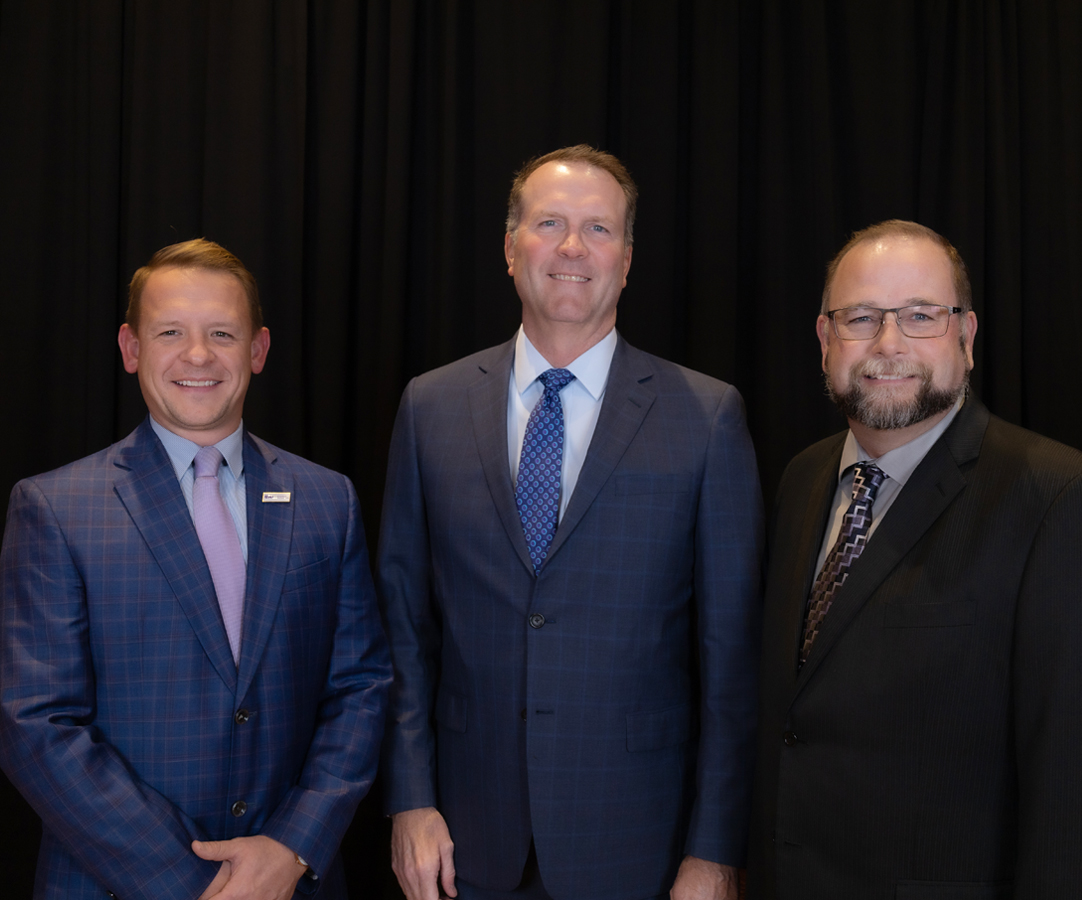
[558,229,587,258]
[181,334,213,365]
[872,311,908,353]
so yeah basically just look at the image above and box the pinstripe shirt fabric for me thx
[0,418,391,900]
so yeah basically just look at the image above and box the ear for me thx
[250,327,271,374]
[504,231,516,276]
[816,314,832,371]
[621,244,633,288]
[118,324,140,374]
[962,310,978,370]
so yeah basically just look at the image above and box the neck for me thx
[848,405,953,458]
[521,319,615,368]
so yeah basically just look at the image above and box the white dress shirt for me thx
[507,326,618,522]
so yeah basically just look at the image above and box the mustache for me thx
[852,358,933,380]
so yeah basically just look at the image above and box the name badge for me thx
[262,492,291,503]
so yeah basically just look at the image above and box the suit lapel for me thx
[796,399,989,687]
[546,338,655,564]
[468,340,535,574]
[776,440,844,678]
[112,420,238,691]
[237,433,295,697]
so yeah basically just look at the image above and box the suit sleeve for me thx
[0,479,221,900]
[1012,472,1082,895]
[684,385,765,867]
[260,474,393,884]
[376,378,442,814]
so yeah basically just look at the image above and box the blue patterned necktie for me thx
[799,461,886,666]
[516,368,576,573]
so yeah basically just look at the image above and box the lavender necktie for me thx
[516,368,576,573]
[193,446,245,664]
[799,461,886,666]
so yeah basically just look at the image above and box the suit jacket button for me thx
[783,731,798,746]
[528,613,545,629]
[520,708,527,721]
[231,800,248,817]
[234,708,250,724]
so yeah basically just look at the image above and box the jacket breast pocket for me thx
[626,702,695,752]
[281,555,331,595]
[615,473,693,496]
[435,686,467,733]
[895,880,1011,899]
[884,599,976,628]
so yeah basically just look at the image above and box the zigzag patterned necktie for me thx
[799,461,886,666]
[515,368,576,573]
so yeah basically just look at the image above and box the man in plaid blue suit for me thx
[379,146,764,900]
[0,239,391,899]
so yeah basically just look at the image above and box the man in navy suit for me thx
[0,239,391,899]
[748,221,1082,898]
[379,145,764,900]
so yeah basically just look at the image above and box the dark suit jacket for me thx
[748,397,1082,899]
[378,334,764,900]
[0,418,391,900]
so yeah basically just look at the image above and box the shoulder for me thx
[10,426,147,504]
[244,433,353,490]
[407,341,514,394]
[616,340,746,428]
[977,414,1082,491]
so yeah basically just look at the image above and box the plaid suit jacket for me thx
[378,335,764,900]
[0,418,391,899]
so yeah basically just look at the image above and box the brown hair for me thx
[822,220,972,314]
[127,238,263,332]
[505,144,638,247]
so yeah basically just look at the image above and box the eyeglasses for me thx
[825,304,964,340]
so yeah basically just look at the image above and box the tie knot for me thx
[852,462,886,502]
[194,446,225,479]
[538,368,576,394]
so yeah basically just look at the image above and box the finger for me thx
[192,839,231,861]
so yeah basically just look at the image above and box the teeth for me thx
[551,274,589,282]
[176,380,218,387]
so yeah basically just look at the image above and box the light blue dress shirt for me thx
[149,417,249,564]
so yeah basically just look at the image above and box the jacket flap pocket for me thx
[626,702,694,752]
[884,599,976,628]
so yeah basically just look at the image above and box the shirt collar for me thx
[513,325,618,401]
[149,417,246,482]
[838,396,965,486]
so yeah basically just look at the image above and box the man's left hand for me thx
[193,835,306,900]
[670,856,739,900]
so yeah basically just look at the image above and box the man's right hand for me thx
[391,807,457,900]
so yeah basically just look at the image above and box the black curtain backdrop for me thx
[2,2,1080,897]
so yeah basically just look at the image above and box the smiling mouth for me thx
[549,274,589,283]
[175,380,220,387]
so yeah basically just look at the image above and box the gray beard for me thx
[826,358,968,431]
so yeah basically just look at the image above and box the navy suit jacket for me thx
[748,398,1082,899]
[0,418,391,900]
[378,335,764,900]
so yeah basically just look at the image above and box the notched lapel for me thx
[468,345,536,575]
[545,341,656,566]
[238,435,295,696]
[113,426,238,690]
[797,437,969,686]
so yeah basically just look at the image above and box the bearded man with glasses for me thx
[747,219,1082,899]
